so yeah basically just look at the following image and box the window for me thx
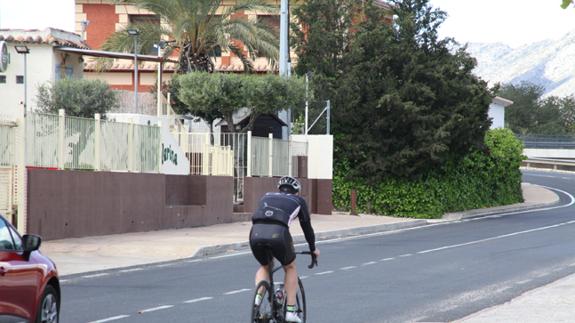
[0,75,5,84]
[257,15,280,34]
[129,15,161,55]
[16,75,24,84]
[0,219,15,251]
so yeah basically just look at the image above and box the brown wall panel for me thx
[27,169,234,240]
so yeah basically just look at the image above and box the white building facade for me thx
[0,28,87,120]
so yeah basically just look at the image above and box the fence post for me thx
[268,133,273,177]
[246,131,252,177]
[288,137,292,177]
[128,118,134,172]
[94,113,101,171]
[15,115,27,232]
[157,121,163,173]
[202,132,209,175]
[58,109,65,170]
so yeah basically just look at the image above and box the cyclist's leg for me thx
[283,260,298,306]
[275,228,298,307]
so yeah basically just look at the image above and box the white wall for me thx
[488,102,505,129]
[292,134,333,180]
[0,44,83,120]
[106,113,190,175]
[524,148,575,159]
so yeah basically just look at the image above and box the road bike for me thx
[250,251,318,323]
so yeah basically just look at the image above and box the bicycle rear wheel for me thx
[251,280,273,323]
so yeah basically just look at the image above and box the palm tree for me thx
[101,0,279,73]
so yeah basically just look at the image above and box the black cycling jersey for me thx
[251,192,316,251]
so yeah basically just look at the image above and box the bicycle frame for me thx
[262,251,317,322]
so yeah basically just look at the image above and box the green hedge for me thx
[333,129,525,218]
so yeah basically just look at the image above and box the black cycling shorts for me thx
[249,223,296,266]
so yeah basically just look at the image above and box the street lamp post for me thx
[154,40,167,118]
[15,46,30,117]
[127,29,140,114]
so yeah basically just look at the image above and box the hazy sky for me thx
[1,0,575,48]
[430,0,575,47]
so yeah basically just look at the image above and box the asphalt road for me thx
[60,170,575,323]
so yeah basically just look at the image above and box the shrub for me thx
[36,79,118,117]
[333,129,525,218]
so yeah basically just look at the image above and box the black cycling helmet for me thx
[278,176,301,194]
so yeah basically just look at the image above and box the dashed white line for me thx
[224,288,251,295]
[516,279,532,285]
[300,275,309,280]
[154,264,174,268]
[381,257,395,261]
[119,268,143,273]
[139,305,174,313]
[60,279,69,283]
[184,297,213,304]
[399,253,413,258]
[315,270,334,276]
[82,273,110,279]
[361,261,377,266]
[88,315,130,323]
[340,266,357,270]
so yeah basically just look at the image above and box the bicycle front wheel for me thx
[251,280,273,323]
[283,278,307,323]
[297,277,307,323]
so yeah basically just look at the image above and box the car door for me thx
[0,218,38,321]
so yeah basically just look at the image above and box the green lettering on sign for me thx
[162,144,178,166]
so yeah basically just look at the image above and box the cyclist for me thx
[250,176,320,323]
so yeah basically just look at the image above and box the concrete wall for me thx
[292,135,333,180]
[0,44,84,120]
[243,177,333,215]
[524,149,575,159]
[26,169,233,240]
[488,102,505,129]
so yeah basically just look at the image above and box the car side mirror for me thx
[22,234,42,253]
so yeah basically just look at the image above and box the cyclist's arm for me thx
[298,198,316,252]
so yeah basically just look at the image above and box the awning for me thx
[55,46,178,63]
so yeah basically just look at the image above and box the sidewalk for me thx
[42,182,558,276]
[460,273,575,322]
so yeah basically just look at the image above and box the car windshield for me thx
[0,218,15,251]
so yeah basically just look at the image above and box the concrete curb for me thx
[442,201,560,221]
[192,220,430,258]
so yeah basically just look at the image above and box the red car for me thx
[0,214,60,323]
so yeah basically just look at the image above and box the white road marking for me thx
[417,219,575,255]
[155,263,174,268]
[88,315,130,323]
[381,257,395,261]
[60,279,69,283]
[224,288,251,295]
[82,273,110,279]
[361,261,377,266]
[119,268,143,273]
[399,253,412,258]
[139,305,174,313]
[340,266,357,270]
[184,297,213,304]
[315,270,334,276]
[300,275,309,279]
[516,279,532,285]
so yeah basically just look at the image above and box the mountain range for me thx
[465,31,575,98]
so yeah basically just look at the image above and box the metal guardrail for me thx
[518,135,575,149]
[522,158,575,171]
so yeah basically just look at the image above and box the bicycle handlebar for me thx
[297,251,318,269]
